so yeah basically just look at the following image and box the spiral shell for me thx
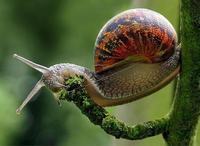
[94,9,177,73]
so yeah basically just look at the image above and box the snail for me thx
[14,8,180,114]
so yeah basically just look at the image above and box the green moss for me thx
[102,115,124,138]
[58,90,67,100]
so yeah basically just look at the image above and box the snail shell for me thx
[95,9,177,72]
[88,8,179,105]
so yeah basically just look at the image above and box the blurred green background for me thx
[1,0,199,146]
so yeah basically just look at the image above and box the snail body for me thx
[14,8,180,114]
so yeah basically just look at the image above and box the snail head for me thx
[13,54,66,115]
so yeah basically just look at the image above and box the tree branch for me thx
[58,76,169,140]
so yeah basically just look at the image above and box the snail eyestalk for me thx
[13,54,49,73]
[16,79,44,115]
[13,54,68,114]
[13,54,48,114]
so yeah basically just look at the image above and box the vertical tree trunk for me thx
[164,0,200,145]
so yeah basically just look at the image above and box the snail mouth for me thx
[42,73,66,92]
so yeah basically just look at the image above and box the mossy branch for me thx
[58,76,169,140]
[163,0,200,145]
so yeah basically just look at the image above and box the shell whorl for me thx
[94,9,177,73]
